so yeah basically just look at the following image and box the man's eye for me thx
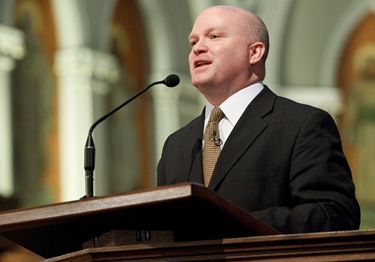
[211,35,219,39]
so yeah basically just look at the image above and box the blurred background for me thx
[0,0,375,259]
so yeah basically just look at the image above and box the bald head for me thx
[197,6,269,62]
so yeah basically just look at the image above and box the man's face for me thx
[188,7,252,95]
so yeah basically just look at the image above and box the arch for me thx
[320,0,375,86]
[51,0,92,48]
[137,0,176,79]
[256,0,294,88]
[10,0,58,206]
[137,0,201,168]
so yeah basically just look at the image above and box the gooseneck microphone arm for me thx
[84,74,180,198]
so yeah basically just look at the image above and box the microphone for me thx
[164,74,180,87]
[83,74,180,198]
[211,130,223,146]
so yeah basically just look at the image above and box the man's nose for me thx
[192,41,208,55]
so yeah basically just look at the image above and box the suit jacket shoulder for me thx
[157,110,205,185]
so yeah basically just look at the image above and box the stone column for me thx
[54,48,120,201]
[0,25,25,197]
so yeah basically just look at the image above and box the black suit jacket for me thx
[157,86,360,233]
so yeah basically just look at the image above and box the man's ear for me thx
[249,42,265,65]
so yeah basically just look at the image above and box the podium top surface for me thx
[0,182,278,258]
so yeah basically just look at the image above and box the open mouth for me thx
[195,61,211,68]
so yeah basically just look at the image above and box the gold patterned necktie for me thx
[203,107,225,186]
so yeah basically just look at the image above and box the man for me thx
[157,5,360,233]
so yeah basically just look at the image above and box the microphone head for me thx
[164,74,180,87]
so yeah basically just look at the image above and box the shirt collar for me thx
[205,82,264,126]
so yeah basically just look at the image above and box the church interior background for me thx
[0,0,374,260]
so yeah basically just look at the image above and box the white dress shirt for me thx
[204,82,264,148]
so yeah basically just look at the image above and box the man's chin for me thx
[191,77,213,88]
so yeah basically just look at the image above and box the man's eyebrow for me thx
[188,34,195,41]
[188,26,224,40]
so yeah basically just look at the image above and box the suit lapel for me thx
[183,111,205,184]
[208,86,276,190]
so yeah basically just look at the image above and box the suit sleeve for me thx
[252,110,360,233]
[157,134,172,186]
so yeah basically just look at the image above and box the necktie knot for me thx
[209,107,225,123]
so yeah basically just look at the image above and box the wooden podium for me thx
[1,182,375,261]
[0,182,278,260]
